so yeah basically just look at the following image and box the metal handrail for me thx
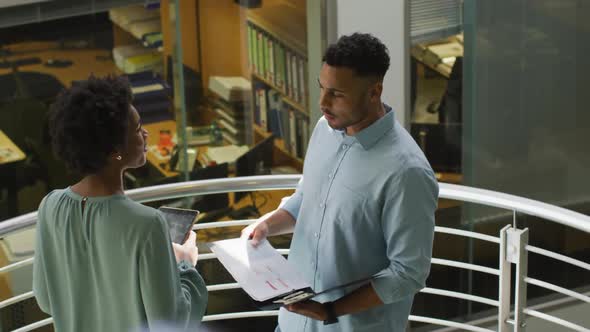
[526,244,590,272]
[1,176,589,332]
[409,315,495,332]
[2,176,590,235]
[523,309,590,332]
[524,277,590,304]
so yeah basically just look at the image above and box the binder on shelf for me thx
[247,24,255,73]
[267,90,283,138]
[279,105,291,153]
[262,33,269,79]
[291,53,299,103]
[295,114,304,158]
[268,36,275,84]
[297,56,306,106]
[256,31,264,77]
[257,86,268,130]
[288,108,297,156]
[285,50,292,99]
[301,117,309,157]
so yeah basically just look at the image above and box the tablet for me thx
[158,206,200,244]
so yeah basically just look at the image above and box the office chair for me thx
[0,71,64,104]
[0,98,78,217]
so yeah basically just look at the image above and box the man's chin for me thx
[326,121,344,131]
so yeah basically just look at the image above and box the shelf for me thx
[252,73,308,116]
[411,36,463,79]
[109,5,163,51]
[253,124,303,170]
[246,0,307,55]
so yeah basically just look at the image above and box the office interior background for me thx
[0,0,588,331]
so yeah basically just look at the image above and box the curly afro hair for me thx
[48,75,133,175]
[322,32,390,79]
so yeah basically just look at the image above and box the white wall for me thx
[330,0,410,127]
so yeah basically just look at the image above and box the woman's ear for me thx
[110,150,123,162]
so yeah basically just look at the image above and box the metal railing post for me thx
[503,225,530,332]
[511,228,529,331]
[498,225,513,332]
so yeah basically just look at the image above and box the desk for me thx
[196,189,296,244]
[0,130,25,165]
[0,130,26,219]
[0,41,119,87]
[143,120,180,178]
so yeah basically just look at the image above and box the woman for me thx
[32,75,208,331]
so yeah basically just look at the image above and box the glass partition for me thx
[405,0,590,329]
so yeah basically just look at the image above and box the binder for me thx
[208,238,373,310]
[267,90,283,138]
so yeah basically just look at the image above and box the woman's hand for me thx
[172,231,199,266]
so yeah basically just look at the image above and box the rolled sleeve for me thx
[139,213,208,329]
[278,177,303,220]
[371,167,438,304]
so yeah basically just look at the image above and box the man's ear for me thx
[370,81,383,101]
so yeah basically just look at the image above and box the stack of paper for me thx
[129,19,161,40]
[208,76,252,102]
[208,238,309,302]
[204,145,249,165]
[109,5,160,31]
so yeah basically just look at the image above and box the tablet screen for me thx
[158,207,200,244]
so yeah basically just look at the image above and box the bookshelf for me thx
[254,124,303,171]
[109,4,164,74]
[251,72,306,114]
[247,3,307,55]
[246,0,309,170]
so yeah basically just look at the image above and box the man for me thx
[242,33,439,332]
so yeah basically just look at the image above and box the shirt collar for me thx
[352,103,396,150]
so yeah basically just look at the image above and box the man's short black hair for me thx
[48,75,133,175]
[322,32,390,79]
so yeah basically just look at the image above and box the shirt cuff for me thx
[370,266,426,305]
[279,193,302,220]
[370,269,395,304]
[177,260,195,274]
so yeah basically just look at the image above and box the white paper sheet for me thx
[208,238,309,301]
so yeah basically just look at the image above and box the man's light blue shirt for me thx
[278,105,439,332]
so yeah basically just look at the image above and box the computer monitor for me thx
[234,135,275,202]
[410,123,461,173]
[151,162,230,213]
[190,162,230,212]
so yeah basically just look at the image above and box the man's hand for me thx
[240,212,272,246]
[285,300,329,321]
[241,209,296,246]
